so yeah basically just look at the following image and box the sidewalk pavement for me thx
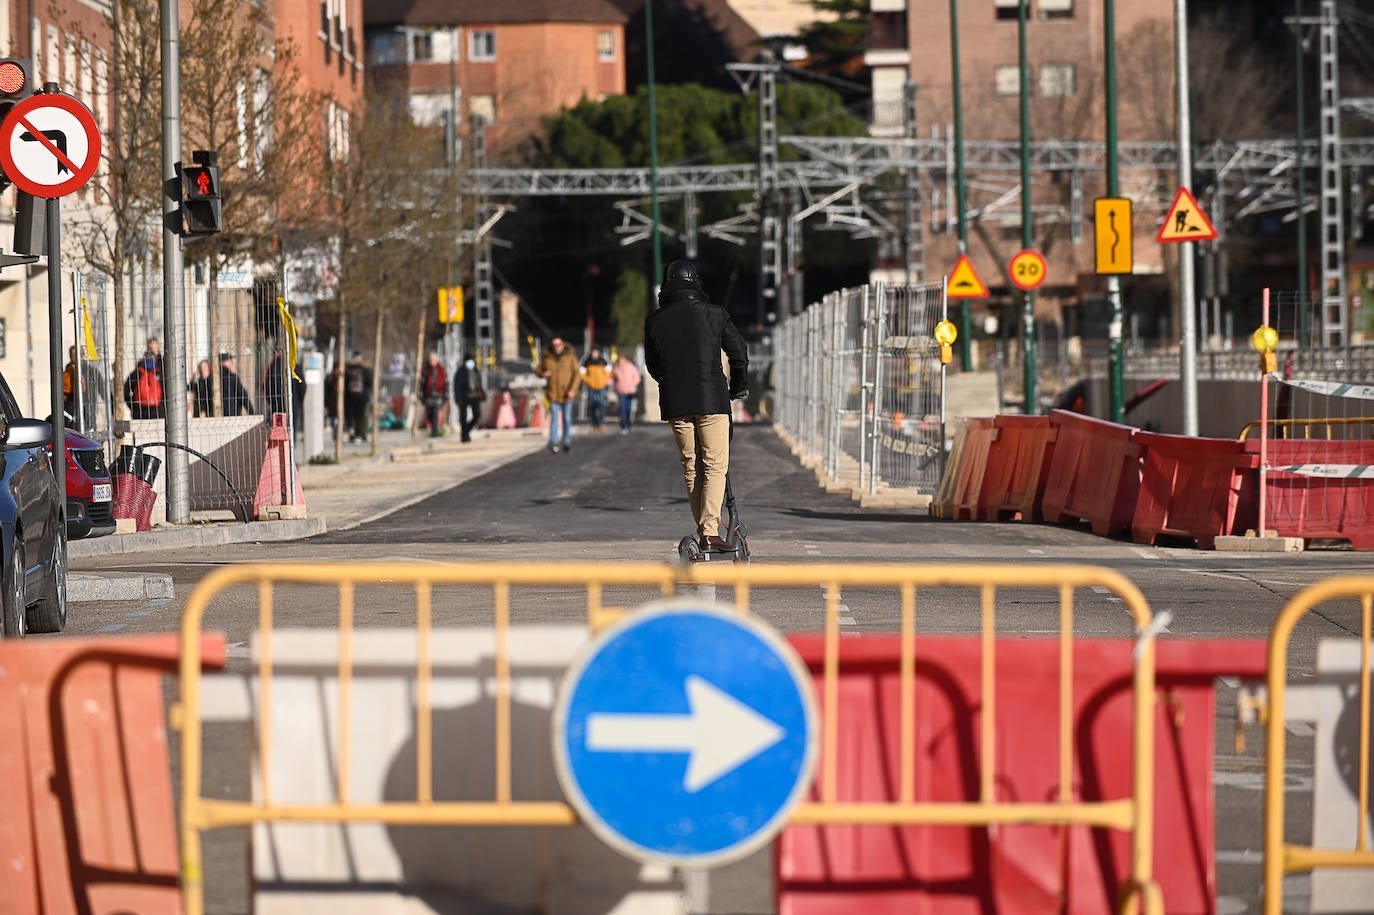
[67,427,549,602]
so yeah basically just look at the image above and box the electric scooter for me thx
[677,402,750,564]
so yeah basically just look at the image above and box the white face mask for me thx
[465,360,475,369]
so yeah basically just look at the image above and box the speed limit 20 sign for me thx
[1008,249,1047,292]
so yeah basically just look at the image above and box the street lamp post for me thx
[645,0,663,290]
[949,0,972,369]
[1018,0,1036,412]
[1104,0,1125,423]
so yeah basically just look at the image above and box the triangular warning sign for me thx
[1157,186,1217,243]
[946,254,989,299]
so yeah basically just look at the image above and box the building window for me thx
[1039,0,1073,18]
[471,94,496,123]
[994,0,1019,21]
[412,31,434,62]
[994,65,1021,96]
[1039,63,1075,96]
[597,29,615,61]
[871,67,906,130]
[368,30,406,65]
[470,30,496,61]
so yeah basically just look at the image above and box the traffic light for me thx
[0,59,34,193]
[176,149,222,237]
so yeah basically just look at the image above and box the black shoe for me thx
[549,444,560,454]
[561,444,571,453]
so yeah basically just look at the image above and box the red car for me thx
[59,430,115,539]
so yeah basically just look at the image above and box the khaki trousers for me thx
[669,414,730,540]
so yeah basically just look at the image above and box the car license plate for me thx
[93,483,112,502]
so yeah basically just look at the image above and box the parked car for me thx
[0,373,67,637]
[60,429,115,539]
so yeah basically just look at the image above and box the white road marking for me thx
[1131,548,1158,560]
[1215,850,1261,864]
[1027,549,1045,555]
[1286,722,1314,738]
[1220,676,1240,688]
[1091,586,1109,594]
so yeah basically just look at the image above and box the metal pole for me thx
[645,0,662,288]
[1295,0,1310,347]
[161,0,189,523]
[857,286,871,492]
[939,278,949,485]
[948,0,973,368]
[70,272,82,430]
[47,196,65,529]
[1018,0,1037,413]
[1176,0,1198,436]
[448,25,462,368]
[870,281,886,496]
[1104,0,1125,423]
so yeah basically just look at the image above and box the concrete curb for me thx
[69,571,175,602]
[69,518,327,558]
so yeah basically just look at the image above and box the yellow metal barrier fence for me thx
[1264,577,1374,915]
[1238,416,1374,440]
[176,561,1162,915]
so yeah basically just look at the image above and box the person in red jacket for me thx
[419,352,449,437]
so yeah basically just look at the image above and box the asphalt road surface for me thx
[68,422,1374,914]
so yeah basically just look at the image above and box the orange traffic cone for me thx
[254,413,306,519]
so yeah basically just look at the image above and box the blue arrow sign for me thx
[553,601,817,867]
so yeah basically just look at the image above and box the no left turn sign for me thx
[0,93,101,198]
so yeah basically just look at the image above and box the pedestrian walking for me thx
[419,351,449,438]
[452,357,485,442]
[343,352,372,443]
[219,354,255,416]
[123,350,166,419]
[190,359,214,417]
[644,260,748,550]
[611,351,641,434]
[580,345,611,433]
[537,337,581,453]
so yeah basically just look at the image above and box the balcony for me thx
[868,12,907,52]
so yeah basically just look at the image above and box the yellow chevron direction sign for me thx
[1094,197,1133,274]
[946,254,988,299]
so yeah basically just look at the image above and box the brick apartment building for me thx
[274,0,367,164]
[364,0,628,153]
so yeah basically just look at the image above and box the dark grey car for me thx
[0,373,67,637]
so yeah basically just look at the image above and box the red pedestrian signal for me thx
[173,150,223,237]
[0,59,34,194]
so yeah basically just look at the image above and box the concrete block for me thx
[1214,534,1305,553]
[67,571,174,603]
[114,517,136,534]
[256,503,309,521]
[248,627,684,915]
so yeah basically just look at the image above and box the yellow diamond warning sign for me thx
[946,254,989,299]
[1157,186,1217,243]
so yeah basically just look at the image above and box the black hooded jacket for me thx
[644,280,748,420]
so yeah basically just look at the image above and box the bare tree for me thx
[320,90,457,459]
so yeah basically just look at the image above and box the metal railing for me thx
[1237,416,1374,441]
[774,281,947,495]
[176,560,1162,914]
[1264,577,1374,915]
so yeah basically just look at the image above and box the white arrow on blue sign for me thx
[553,601,818,867]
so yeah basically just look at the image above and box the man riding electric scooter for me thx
[644,260,750,562]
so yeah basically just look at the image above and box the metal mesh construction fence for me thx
[774,281,947,495]
[75,273,296,522]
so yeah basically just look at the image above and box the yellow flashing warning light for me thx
[1252,324,1278,373]
[934,319,957,365]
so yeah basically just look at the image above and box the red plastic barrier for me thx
[1132,432,1259,549]
[1042,410,1142,536]
[777,635,1267,915]
[1241,438,1374,548]
[980,415,1057,522]
[950,418,997,521]
[0,634,225,915]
